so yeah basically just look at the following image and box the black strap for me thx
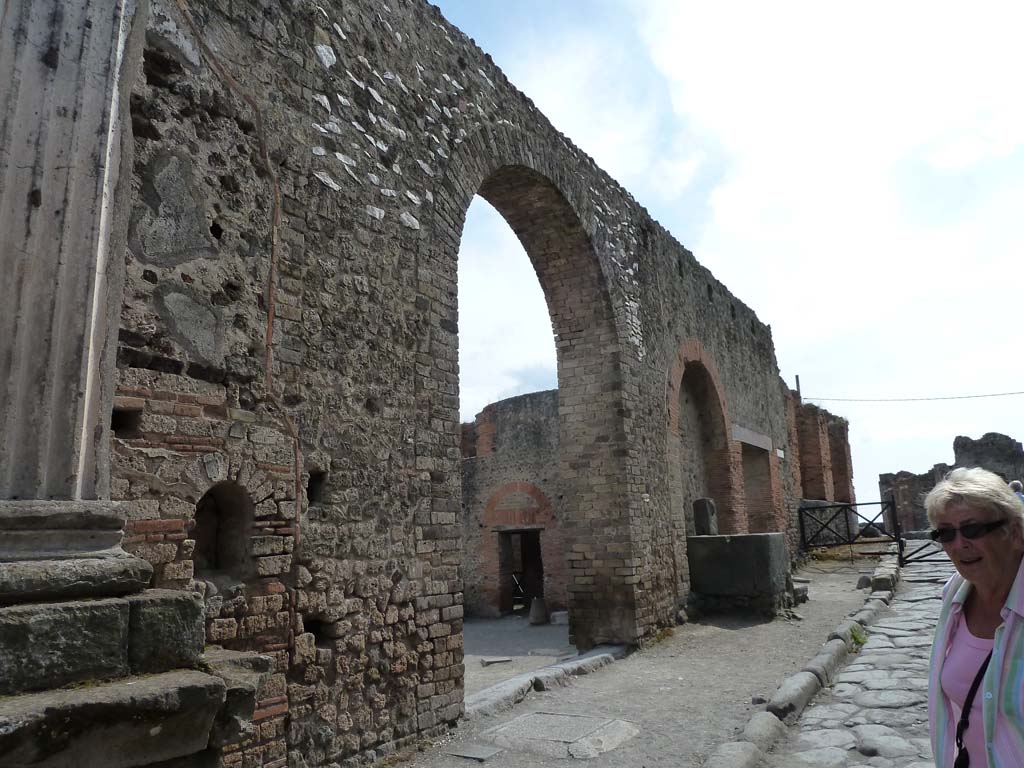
[954,650,993,768]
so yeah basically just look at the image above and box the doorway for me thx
[498,528,544,614]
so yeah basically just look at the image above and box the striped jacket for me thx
[928,555,1024,767]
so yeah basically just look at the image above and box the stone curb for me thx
[463,645,628,720]
[705,551,904,766]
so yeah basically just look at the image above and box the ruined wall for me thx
[879,432,1024,533]
[953,433,1024,482]
[827,416,855,504]
[781,390,858,553]
[111,0,801,762]
[460,391,567,618]
[796,403,835,501]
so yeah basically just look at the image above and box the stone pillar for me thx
[0,0,147,501]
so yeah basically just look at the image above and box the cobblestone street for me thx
[762,546,955,767]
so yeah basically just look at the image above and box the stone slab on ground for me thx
[442,744,503,762]
[484,712,640,759]
[0,669,226,768]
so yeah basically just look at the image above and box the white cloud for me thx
[626,1,1024,498]
[498,27,704,206]
[448,1,1024,501]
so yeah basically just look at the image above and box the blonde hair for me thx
[924,467,1024,535]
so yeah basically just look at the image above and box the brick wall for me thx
[111,368,293,767]
[827,417,855,503]
[796,403,835,501]
[460,392,567,618]
[113,0,812,760]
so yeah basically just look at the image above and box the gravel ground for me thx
[401,557,877,767]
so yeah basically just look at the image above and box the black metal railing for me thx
[799,497,899,552]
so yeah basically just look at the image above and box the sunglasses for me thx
[930,519,1007,544]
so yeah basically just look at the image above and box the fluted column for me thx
[0,0,148,500]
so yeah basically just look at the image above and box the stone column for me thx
[0,0,147,501]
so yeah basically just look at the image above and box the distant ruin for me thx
[879,432,1024,531]
[2,0,856,764]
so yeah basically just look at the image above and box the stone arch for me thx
[194,480,255,577]
[429,125,634,648]
[665,339,745,535]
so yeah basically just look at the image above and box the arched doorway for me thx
[431,146,632,649]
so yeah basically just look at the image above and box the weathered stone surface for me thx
[692,498,719,536]
[801,638,849,687]
[703,740,763,768]
[201,649,271,748]
[0,556,153,605]
[740,711,788,752]
[127,590,205,674]
[767,671,821,724]
[0,670,226,768]
[688,533,790,613]
[0,529,124,561]
[0,598,129,695]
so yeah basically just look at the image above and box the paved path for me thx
[400,562,874,767]
[762,545,955,768]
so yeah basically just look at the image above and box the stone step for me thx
[0,669,226,768]
[0,500,127,560]
[0,500,125,530]
[0,555,153,605]
[0,589,203,695]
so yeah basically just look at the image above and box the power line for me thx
[804,390,1024,403]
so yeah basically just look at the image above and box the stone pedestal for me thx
[687,533,791,616]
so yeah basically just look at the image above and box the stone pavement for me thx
[761,544,955,768]
[400,562,875,767]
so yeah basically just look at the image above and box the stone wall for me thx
[106,0,810,762]
[460,391,566,618]
[879,432,1024,533]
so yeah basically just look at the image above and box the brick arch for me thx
[429,124,636,648]
[479,482,567,614]
[665,339,745,535]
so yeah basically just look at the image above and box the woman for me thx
[927,467,1024,767]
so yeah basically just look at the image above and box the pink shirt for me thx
[941,616,994,767]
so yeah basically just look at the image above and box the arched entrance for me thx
[429,138,633,649]
[666,341,742,538]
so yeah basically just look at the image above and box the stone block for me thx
[0,670,226,767]
[767,671,821,724]
[0,500,125,531]
[0,598,130,695]
[257,555,292,576]
[127,590,205,674]
[201,649,273,749]
[0,556,152,605]
[692,498,719,536]
[686,533,789,597]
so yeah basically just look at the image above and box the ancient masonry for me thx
[880,432,1024,532]
[1,0,855,766]
[460,389,855,619]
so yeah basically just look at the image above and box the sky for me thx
[438,0,1024,504]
